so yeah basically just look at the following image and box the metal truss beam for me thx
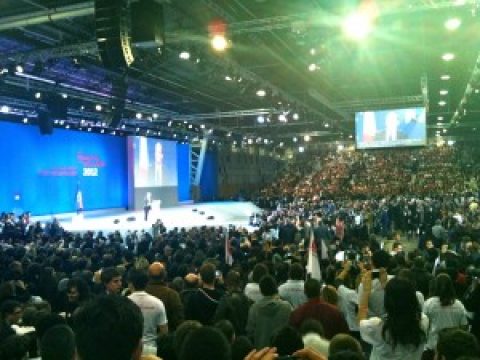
[0,2,94,32]
[172,108,276,122]
[332,95,424,112]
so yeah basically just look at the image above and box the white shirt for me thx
[278,280,307,309]
[338,284,359,331]
[128,291,167,347]
[423,297,468,349]
[244,283,263,303]
[360,314,428,360]
[358,275,394,318]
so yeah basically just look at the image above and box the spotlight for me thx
[343,11,373,40]
[445,18,461,31]
[168,121,172,127]
[279,142,284,147]
[179,51,191,60]
[136,112,142,119]
[257,115,265,124]
[304,135,311,142]
[23,117,28,123]
[15,65,24,73]
[153,113,158,119]
[95,104,102,111]
[225,75,232,81]
[256,89,266,97]
[442,53,455,61]
[211,34,229,52]
[201,124,205,129]
[35,92,42,99]
[278,114,287,122]
[293,136,298,142]
[310,48,316,55]
[438,100,447,106]
[298,146,305,153]
[101,129,105,133]
[248,138,253,144]
[292,113,299,120]
[324,123,330,128]
[0,105,10,113]
[308,64,317,72]
[61,93,68,99]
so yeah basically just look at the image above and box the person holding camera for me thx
[357,250,393,318]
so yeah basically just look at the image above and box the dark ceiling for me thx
[1,0,480,147]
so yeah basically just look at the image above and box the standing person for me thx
[128,268,168,355]
[423,273,468,354]
[247,275,292,348]
[144,192,152,222]
[100,267,123,295]
[359,275,428,360]
[184,263,223,325]
[146,262,184,331]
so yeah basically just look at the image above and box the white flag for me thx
[306,231,321,280]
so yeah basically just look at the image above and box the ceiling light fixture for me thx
[256,89,266,97]
[442,53,455,61]
[440,90,448,95]
[441,75,451,80]
[445,18,461,31]
[179,51,191,60]
[308,64,317,72]
[342,11,374,40]
[438,100,447,106]
[211,34,229,52]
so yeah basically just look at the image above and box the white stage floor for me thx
[31,201,261,234]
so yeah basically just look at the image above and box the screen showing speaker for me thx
[131,136,178,188]
[355,107,426,149]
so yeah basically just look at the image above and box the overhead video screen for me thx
[131,136,178,188]
[355,107,426,149]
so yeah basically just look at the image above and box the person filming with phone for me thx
[357,250,393,318]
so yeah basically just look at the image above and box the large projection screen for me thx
[128,136,179,209]
[355,107,426,149]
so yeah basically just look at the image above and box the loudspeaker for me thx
[127,216,136,222]
[38,110,53,135]
[130,0,165,50]
[207,216,215,220]
[45,94,67,120]
[113,219,120,224]
[95,0,134,69]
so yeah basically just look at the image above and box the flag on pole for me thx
[75,184,83,214]
[225,228,233,266]
[306,230,321,280]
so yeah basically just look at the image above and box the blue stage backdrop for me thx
[0,122,128,215]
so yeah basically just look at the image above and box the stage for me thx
[31,201,262,234]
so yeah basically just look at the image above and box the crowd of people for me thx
[0,146,480,360]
